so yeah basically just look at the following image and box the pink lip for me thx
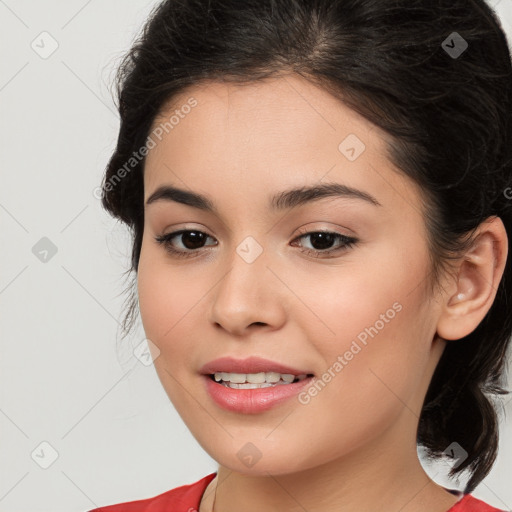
[202,375,314,414]
[199,356,311,376]
[200,356,314,414]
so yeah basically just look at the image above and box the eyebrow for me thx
[145,182,382,213]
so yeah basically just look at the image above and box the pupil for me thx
[182,231,205,249]
[310,232,334,250]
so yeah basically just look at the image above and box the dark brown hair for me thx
[100,0,512,493]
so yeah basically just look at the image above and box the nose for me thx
[208,244,287,337]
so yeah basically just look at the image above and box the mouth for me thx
[200,356,316,412]
[208,372,314,389]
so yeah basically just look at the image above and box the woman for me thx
[90,0,512,510]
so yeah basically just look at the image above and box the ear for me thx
[436,216,508,341]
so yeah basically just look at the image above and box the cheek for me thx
[279,282,434,471]
[136,242,219,400]
[288,258,418,351]
[296,243,434,406]
[137,246,202,343]
[136,252,205,408]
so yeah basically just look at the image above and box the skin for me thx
[136,74,508,512]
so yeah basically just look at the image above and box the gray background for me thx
[0,1,511,511]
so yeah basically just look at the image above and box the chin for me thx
[203,439,323,477]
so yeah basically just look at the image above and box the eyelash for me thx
[154,228,358,259]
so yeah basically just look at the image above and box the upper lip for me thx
[200,356,313,376]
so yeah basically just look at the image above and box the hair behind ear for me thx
[419,325,509,493]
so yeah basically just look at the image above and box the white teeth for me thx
[246,372,266,384]
[213,372,308,387]
[266,372,281,383]
[228,373,247,384]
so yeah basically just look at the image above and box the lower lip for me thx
[202,375,314,414]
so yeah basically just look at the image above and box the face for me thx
[137,75,447,475]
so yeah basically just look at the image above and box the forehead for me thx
[148,75,389,154]
[143,75,424,218]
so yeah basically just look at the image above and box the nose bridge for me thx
[209,235,286,334]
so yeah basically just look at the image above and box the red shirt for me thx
[88,473,505,512]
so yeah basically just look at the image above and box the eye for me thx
[154,229,217,258]
[154,228,358,259]
[291,230,358,258]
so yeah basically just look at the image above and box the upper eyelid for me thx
[160,219,355,236]
[161,227,350,239]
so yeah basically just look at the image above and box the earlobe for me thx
[436,216,508,341]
